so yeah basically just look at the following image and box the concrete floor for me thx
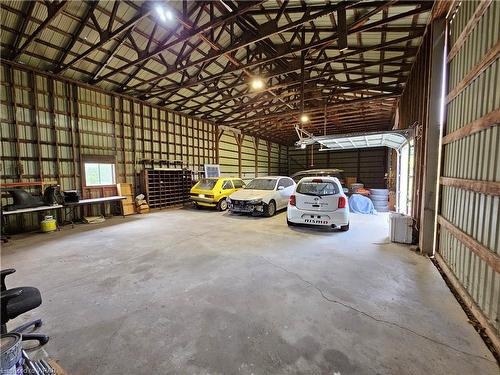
[1,208,498,374]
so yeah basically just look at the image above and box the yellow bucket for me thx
[41,216,57,232]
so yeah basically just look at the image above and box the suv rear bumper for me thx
[287,205,349,227]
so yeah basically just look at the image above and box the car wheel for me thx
[217,198,228,211]
[340,222,350,231]
[265,200,276,217]
[194,203,201,209]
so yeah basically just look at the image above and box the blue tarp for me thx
[349,194,376,214]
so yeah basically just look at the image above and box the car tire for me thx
[194,203,201,209]
[340,222,350,231]
[217,198,228,211]
[265,200,276,217]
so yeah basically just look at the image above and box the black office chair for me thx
[0,269,49,345]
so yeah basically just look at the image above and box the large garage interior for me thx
[0,1,498,374]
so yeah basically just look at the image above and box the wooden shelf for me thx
[140,169,193,209]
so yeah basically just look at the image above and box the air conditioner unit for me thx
[389,213,414,244]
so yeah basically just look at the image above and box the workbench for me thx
[1,196,127,236]
[61,196,127,226]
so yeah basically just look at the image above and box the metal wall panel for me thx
[288,146,388,188]
[0,64,216,231]
[216,130,284,181]
[438,1,499,338]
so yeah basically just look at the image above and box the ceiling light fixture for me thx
[300,114,309,123]
[155,5,175,24]
[250,77,265,90]
[300,143,307,149]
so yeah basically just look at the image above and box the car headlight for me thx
[248,199,263,204]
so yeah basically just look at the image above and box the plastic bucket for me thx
[1,333,22,375]
[41,215,57,232]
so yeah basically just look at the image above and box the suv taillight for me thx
[289,194,296,206]
[338,196,346,208]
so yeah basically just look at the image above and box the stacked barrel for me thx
[369,189,389,212]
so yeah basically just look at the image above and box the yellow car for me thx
[190,177,245,211]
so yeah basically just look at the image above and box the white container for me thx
[389,213,413,244]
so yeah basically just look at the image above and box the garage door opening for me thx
[292,129,415,214]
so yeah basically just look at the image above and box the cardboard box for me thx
[123,196,134,204]
[346,177,357,187]
[122,203,136,216]
[117,183,133,196]
[137,204,150,214]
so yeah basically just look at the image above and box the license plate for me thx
[199,194,205,198]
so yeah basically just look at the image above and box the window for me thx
[297,180,339,196]
[84,163,116,186]
[278,178,294,188]
[245,178,277,190]
[232,179,244,188]
[222,180,233,190]
[195,179,217,190]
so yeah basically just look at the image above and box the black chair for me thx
[0,269,49,345]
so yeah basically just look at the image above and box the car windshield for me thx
[195,179,217,190]
[296,181,339,196]
[245,178,277,190]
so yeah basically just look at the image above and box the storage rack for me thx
[140,169,193,209]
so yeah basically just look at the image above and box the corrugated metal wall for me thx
[288,146,388,188]
[217,130,285,182]
[0,63,286,231]
[394,29,432,222]
[437,0,499,339]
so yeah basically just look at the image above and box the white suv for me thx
[287,176,350,231]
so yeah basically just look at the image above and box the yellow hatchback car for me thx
[190,177,245,211]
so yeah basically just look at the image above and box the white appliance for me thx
[389,213,414,244]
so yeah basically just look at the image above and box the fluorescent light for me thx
[250,77,265,90]
[300,114,309,123]
[300,143,307,149]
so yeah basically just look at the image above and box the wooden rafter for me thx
[12,1,68,60]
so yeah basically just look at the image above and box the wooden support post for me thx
[8,67,23,180]
[419,18,446,255]
[267,141,271,173]
[120,97,126,182]
[253,138,259,177]
[47,78,61,186]
[131,101,136,173]
[31,71,44,182]
[66,81,77,187]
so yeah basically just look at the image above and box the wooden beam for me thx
[95,1,265,83]
[126,6,428,95]
[57,7,152,73]
[447,41,500,103]
[12,1,68,60]
[437,215,500,273]
[440,177,500,196]
[55,1,99,69]
[433,252,500,354]
[442,108,500,144]
[337,3,347,51]
[10,1,36,54]
[447,0,493,62]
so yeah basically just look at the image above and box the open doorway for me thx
[396,139,415,215]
